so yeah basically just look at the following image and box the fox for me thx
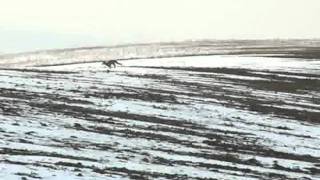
[102,60,122,68]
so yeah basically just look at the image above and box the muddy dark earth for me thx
[1,42,320,179]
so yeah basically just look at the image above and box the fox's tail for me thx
[115,61,122,65]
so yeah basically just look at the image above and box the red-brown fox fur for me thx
[102,60,122,68]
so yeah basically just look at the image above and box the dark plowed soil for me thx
[0,56,320,179]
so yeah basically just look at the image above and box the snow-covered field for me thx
[1,55,320,179]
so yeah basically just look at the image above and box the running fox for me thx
[102,60,122,68]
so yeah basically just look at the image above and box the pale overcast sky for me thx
[0,0,319,53]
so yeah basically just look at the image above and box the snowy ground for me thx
[1,55,320,179]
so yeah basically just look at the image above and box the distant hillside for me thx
[1,39,320,68]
